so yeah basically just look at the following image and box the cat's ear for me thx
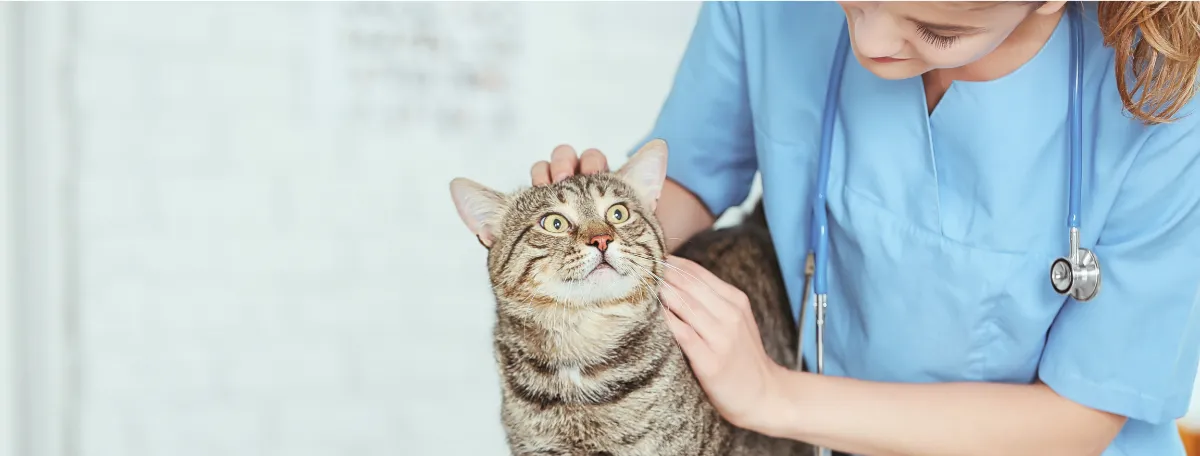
[449,178,507,248]
[617,139,669,211]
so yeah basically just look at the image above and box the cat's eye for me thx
[606,204,630,224]
[539,213,571,233]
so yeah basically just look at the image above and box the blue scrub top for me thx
[633,2,1200,454]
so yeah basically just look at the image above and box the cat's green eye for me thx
[606,204,630,224]
[540,213,571,233]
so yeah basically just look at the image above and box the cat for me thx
[449,139,814,456]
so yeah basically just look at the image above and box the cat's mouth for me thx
[579,255,624,281]
[587,259,617,277]
[541,252,643,303]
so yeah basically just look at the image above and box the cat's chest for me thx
[524,401,671,455]
[555,364,585,387]
[533,307,653,364]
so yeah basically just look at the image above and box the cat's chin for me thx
[539,271,642,306]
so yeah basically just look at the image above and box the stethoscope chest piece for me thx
[1050,244,1101,302]
[1047,2,1100,304]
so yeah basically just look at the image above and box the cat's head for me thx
[449,140,669,308]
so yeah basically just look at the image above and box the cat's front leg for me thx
[510,450,566,456]
[508,438,569,456]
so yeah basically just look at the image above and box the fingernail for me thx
[553,173,570,182]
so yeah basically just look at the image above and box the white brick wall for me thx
[0,4,17,456]
[10,2,703,456]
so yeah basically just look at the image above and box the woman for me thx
[531,2,1200,455]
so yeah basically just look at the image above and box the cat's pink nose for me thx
[589,234,613,252]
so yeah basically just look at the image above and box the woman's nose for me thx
[852,10,905,58]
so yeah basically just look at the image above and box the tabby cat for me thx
[449,139,813,456]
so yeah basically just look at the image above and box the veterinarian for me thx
[530,2,1200,455]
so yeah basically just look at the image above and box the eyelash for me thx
[916,25,959,49]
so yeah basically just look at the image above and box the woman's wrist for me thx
[742,365,815,440]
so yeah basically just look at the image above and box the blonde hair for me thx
[1097,2,1200,125]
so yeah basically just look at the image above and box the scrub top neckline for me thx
[925,11,1070,126]
[939,7,1071,90]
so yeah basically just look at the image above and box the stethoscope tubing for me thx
[804,5,1087,455]
[1068,2,1083,229]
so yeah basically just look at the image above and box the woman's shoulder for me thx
[1080,5,1200,143]
[730,1,844,22]
[732,1,846,47]
[1078,7,1200,238]
[690,1,845,71]
[725,2,849,141]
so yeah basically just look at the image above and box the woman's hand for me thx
[659,255,790,433]
[530,144,609,185]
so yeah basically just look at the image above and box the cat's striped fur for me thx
[450,140,813,455]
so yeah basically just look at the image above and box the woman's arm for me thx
[655,178,716,252]
[760,371,1125,456]
[657,256,1130,456]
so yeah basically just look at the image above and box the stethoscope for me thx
[802,5,1097,456]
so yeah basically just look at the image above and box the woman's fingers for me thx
[666,256,759,337]
[659,277,721,341]
[579,148,609,174]
[664,308,718,374]
[531,160,552,186]
[665,258,736,320]
[661,260,752,359]
[664,307,702,351]
[549,144,579,183]
[668,256,751,310]
[532,145,609,186]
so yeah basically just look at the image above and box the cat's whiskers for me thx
[621,251,725,300]
[633,275,668,314]
[628,266,681,317]
[622,260,697,321]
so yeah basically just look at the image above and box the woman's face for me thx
[837,1,1066,80]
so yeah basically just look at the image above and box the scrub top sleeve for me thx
[1038,117,1200,425]
[628,1,757,217]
